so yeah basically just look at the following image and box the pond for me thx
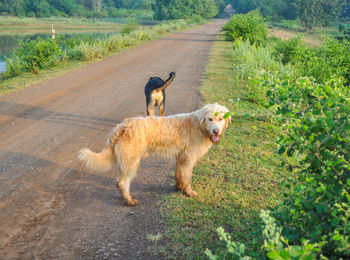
[0,32,120,74]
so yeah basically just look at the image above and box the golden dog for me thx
[78,103,231,206]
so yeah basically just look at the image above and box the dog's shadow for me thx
[0,150,176,209]
[0,101,117,132]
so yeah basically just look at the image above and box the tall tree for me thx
[0,0,25,16]
[292,0,345,30]
[154,0,218,20]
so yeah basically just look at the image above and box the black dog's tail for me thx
[159,72,176,91]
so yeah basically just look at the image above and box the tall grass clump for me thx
[230,39,292,104]
[222,10,267,46]
[232,39,292,80]
[65,19,199,62]
[121,19,140,34]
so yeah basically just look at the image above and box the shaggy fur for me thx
[144,72,176,116]
[78,103,230,206]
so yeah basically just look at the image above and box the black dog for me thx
[144,72,176,116]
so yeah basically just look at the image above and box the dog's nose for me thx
[213,129,219,134]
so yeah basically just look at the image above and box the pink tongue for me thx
[212,136,220,142]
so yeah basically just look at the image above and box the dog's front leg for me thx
[175,153,197,197]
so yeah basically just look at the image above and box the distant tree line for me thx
[0,0,155,18]
[227,0,348,29]
[0,0,348,27]
[153,0,223,20]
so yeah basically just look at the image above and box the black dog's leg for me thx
[147,99,155,116]
[159,90,166,116]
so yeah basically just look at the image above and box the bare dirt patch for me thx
[268,27,322,47]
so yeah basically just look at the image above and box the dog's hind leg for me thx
[175,152,197,197]
[159,91,166,116]
[147,102,155,116]
[159,102,165,116]
[116,161,140,206]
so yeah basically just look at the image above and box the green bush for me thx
[206,75,350,258]
[14,37,63,73]
[264,76,350,257]
[273,37,350,85]
[3,55,23,78]
[339,23,346,32]
[154,0,218,20]
[207,19,350,258]
[121,19,140,34]
[294,39,350,85]
[222,10,267,46]
[205,210,324,259]
[272,36,307,65]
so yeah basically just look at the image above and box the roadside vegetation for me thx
[0,18,204,95]
[0,0,226,94]
[161,9,350,259]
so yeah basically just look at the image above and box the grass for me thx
[157,33,288,258]
[0,16,125,34]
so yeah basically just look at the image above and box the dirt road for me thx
[0,20,225,259]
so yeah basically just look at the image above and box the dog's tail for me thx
[78,143,116,172]
[159,72,176,91]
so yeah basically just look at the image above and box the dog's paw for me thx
[126,198,139,206]
[186,190,197,197]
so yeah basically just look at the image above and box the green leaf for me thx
[287,147,294,156]
[302,254,315,260]
[280,250,290,259]
[239,243,246,253]
[289,246,300,257]
[331,217,340,227]
[302,125,309,132]
[278,146,286,155]
[267,251,280,259]
[224,112,232,119]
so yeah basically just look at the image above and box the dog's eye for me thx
[208,118,213,121]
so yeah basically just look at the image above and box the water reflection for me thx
[0,61,6,73]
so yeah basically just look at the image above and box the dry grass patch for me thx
[268,27,322,47]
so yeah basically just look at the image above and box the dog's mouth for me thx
[210,135,220,143]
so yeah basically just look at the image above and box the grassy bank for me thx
[158,33,287,258]
[0,19,204,96]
